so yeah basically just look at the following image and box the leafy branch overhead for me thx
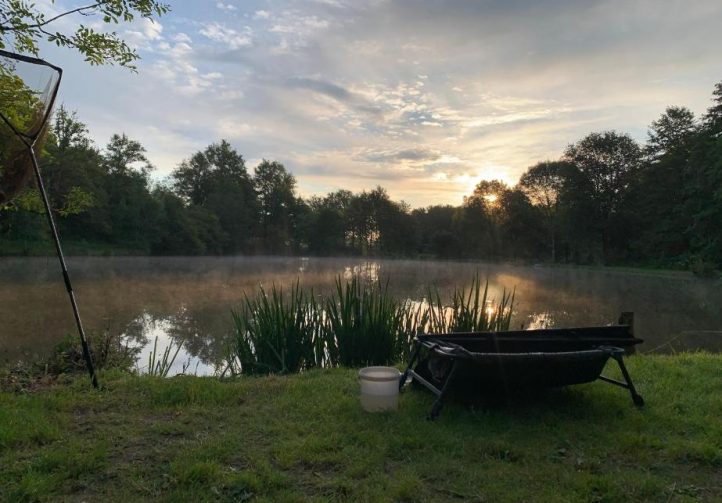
[0,0,170,69]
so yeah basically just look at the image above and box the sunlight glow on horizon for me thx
[41,0,722,207]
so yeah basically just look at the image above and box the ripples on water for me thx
[1,256,720,375]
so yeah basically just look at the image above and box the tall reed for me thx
[325,276,406,367]
[232,281,328,375]
[230,273,516,374]
[147,336,183,377]
[423,275,515,333]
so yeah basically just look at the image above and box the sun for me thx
[483,193,499,205]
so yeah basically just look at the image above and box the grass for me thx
[1,353,721,502]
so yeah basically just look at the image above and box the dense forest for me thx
[1,81,721,272]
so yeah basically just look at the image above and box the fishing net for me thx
[0,50,97,387]
[0,49,61,205]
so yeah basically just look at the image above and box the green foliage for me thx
[57,186,94,216]
[0,0,170,70]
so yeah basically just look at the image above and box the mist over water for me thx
[1,256,720,375]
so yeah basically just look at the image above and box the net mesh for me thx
[0,51,61,205]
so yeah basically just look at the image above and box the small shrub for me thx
[45,331,138,375]
[1,331,138,391]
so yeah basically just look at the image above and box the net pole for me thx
[28,145,99,388]
[0,49,97,388]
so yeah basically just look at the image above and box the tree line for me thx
[1,80,721,271]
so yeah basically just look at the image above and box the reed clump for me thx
[231,274,515,375]
[232,281,327,374]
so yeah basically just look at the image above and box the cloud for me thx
[216,2,237,11]
[172,32,192,43]
[356,148,441,163]
[124,18,163,48]
[47,0,722,207]
[287,77,353,102]
[199,22,252,49]
[285,77,384,118]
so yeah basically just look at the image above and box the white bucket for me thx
[358,366,401,412]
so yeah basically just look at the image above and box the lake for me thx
[1,256,721,375]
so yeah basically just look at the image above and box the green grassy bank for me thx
[1,354,721,502]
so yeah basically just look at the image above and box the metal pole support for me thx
[29,147,98,388]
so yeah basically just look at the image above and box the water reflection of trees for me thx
[119,305,235,372]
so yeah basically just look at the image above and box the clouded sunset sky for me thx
[36,0,722,206]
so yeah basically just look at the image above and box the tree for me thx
[555,165,598,263]
[412,205,458,258]
[462,180,510,259]
[174,140,249,206]
[0,0,169,69]
[627,107,698,262]
[43,107,104,238]
[497,188,546,260]
[466,179,509,208]
[151,187,225,255]
[173,140,257,253]
[518,161,570,261]
[1,106,98,245]
[101,134,158,249]
[646,106,697,159]
[703,81,722,132]
[563,131,642,261]
[103,133,153,175]
[302,190,352,255]
[369,188,415,256]
[54,106,93,151]
[684,81,722,268]
[253,160,298,253]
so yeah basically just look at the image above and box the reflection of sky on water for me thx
[2,257,721,372]
[125,313,216,376]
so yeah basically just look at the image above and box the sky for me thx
[29,0,722,207]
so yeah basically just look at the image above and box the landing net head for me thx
[0,50,62,205]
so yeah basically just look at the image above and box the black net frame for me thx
[0,49,98,388]
[0,49,63,144]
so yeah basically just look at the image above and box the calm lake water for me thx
[1,256,721,375]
